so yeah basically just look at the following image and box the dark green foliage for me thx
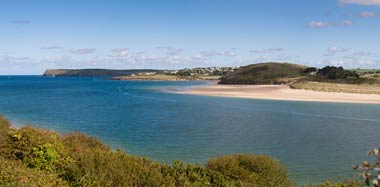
[176,69,192,77]
[207,154,292,187]
[0,157,68,187]
[316,66,359,79]
[304,67,318,74]
[219,62,306,84]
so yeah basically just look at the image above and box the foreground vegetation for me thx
[0,115,292,187]
[0,115,370,186]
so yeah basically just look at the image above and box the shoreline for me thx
[179,84,380,104]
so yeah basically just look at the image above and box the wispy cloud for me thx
[307,20,353,28]
[344,51,374,59]
[133,51,164,63]
[339,20,353,26]
[323,47,349,56]
[358,11,379,17]
[156,46,184,55]
[308,21,330,28]
[110,48,129,58]
[340,0,380,6]
[250,48,284,54]
[68,48,96,55]
[200,50,237,57]
[0,55,30,61]
[274,54,293,61]
[40,46,64,50]
[9,19,31,24]
[41,55,73,63]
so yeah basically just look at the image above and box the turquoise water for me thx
[1,76,380,184]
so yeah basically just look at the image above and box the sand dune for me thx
[180,84,380,104]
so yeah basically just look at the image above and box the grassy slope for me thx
[219,62,306,85]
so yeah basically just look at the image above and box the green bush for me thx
[1,126,64,172]
[207,154,292,187]
[0,157,68,187]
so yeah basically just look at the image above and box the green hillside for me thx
[219,62,307,85]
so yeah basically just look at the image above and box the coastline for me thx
[179,84,380,104]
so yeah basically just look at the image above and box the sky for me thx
[1,0,380,74]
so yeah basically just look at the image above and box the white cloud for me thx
[200,50,237,57]
[344,51,373,59]
[340,0,380,6]
[331,60,345,66]
[307,20,353,28]
[359,11,378,17]
[41,55,73,63]
[274,54,292,61]
[339,20,353,26]
[156,46,184,55]
[0,55,30,62]
[324,47,349,57]
[40,46,63,50]
[9,19,31,24]
[308,21,330,28]
[133,52,165,63]
[110,48,129,58]
[250,48,284,54]
[68,48,96,55]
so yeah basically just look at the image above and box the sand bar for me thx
[180,84,380,104]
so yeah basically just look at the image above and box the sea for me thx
[1,76,380,184]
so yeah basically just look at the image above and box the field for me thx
[291,81,380,94]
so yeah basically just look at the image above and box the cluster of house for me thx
[165,67,237,76]
[130,72,157,76]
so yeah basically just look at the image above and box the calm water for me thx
[1,76,380,184]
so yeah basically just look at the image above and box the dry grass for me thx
[291,81,380,94]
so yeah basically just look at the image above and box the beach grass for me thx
[291,81,380,94]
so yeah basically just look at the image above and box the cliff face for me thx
[43,69,163,77]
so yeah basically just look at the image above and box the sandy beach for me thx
[180,84,380,104]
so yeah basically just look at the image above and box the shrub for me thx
[206,154,292,187]
[316,66,359,79]
[1,126,64,171]
[0,157,68,187]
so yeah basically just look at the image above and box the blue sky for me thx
[1,0,380,74]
